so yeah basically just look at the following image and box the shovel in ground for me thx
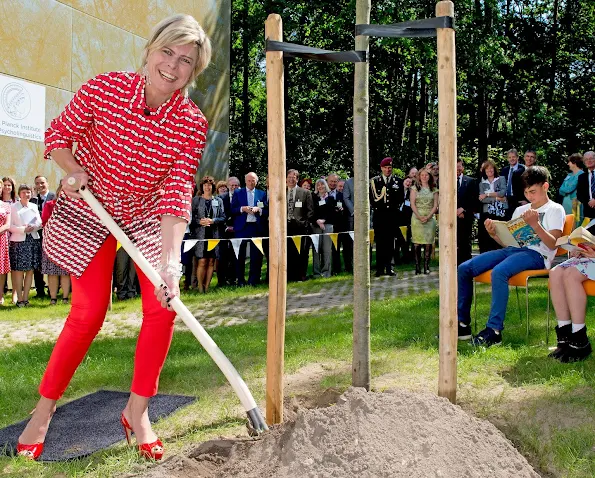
[67,178,268,435]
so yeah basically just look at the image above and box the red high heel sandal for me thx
[120,413,164,460]
[15,442,44,460]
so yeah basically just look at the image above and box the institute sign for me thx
[0,74,46,142]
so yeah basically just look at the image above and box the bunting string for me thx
[180,227,408,259]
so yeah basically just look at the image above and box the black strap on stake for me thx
[355,16,454,38]
[266,40,367,63]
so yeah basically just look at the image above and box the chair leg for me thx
[473,281,477,334]
[546,288,551,346]
[525,278,530,339]
[515,286,522,324]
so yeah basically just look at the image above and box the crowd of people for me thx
[3,150,595,308]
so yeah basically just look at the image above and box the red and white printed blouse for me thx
[43,71,208,277]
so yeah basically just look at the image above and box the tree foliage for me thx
[229,0,595,190]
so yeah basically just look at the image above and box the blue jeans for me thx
[458,247,545,331]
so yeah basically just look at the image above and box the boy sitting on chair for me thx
[458,166,566,347]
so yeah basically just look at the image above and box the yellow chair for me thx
[473,214,575,337]
[546,279,595,345]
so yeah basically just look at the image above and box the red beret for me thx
[380,157,393,167]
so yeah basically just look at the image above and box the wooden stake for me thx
[352,0,371,390]
[436,0,458,403]
[265,13,287,424]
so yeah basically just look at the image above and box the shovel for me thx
[67,178,268,434]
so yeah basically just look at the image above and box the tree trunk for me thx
[242,0,250,172]
[548,0,559,108]
[352,0,371,391]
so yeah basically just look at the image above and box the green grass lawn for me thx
[0,273,594,477]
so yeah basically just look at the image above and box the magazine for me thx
[491,216,542,248]
[555,227,595,252]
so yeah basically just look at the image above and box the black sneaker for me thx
[548,324,572,359]
[458,322,472,341]
[557,327,592,363]
[471,327,502,347]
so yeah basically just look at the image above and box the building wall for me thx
[0,0,230,189]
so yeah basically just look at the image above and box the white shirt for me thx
[511,200,565,269]
[246,188,256,223]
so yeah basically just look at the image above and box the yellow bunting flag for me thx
[207,239,220,252]
[399,226,408,238]
[329,233,339,250]
[369,229,375,243]
[292,236,302,253]
[252,238,264,256]
[582,217,591,228]
[116,241,122,251]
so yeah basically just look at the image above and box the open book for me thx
[555,227,595,252]
[491,216,542,248]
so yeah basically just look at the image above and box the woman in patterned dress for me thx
[410,168,439,275]
[41,185,71,305]
[0,198,11,305]
[547,244,594,363]
[2,177,16,304]
[16,14,211,461]
[9,184,42,307]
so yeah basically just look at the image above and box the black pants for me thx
[287,221,309,281]
[218,228,236,286]
[374,222,395,273]
[236,223,264,285]
[457,217,474,265]
[115,248,137,299]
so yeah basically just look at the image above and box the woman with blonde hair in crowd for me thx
[9,184,42,307]
[410,168,438,274]
[16,14,211,461]
[41,185,71,305]
[191,176,225,292]
[478,160,507,252]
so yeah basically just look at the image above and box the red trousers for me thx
[39,235,176,399]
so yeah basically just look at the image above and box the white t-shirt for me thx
[512,200,566,269]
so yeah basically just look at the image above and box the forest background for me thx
[228,0,595,193]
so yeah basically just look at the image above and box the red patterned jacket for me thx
[43,71,208,277]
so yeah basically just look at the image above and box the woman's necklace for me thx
[204,197,213,218]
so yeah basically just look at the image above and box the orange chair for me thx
[473,214,575,337]
[546,279,595,345]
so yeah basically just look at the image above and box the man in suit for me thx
[524,150,537,168]
[30,176,56,298]
[342,177,355,272]
[216,176,240,286]
[370,157,404,277]
[577,151,595,232]
[327,173,347,274]
[456,160,477,265]
[287,169,314,281]
[232,172,267,286]
[500,149,526,217]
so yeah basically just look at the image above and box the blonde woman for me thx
[16,14,211,461]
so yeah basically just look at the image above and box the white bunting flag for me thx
[309,234,320,253]
[183,239,198,253]
[230,238,243,259]
[349,231,354,242]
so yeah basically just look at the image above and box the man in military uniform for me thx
[370,157,404,277]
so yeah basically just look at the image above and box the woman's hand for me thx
[61,170,89,199]
[199,218,212,226]
[24,225,35,234]
[479,194,487,201]
[154,264,181,311]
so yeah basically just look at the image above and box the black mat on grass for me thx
[0,390,196,461]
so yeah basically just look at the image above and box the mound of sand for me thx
[142,387,540,478]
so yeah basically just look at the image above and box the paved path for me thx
[1,270,440,347]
